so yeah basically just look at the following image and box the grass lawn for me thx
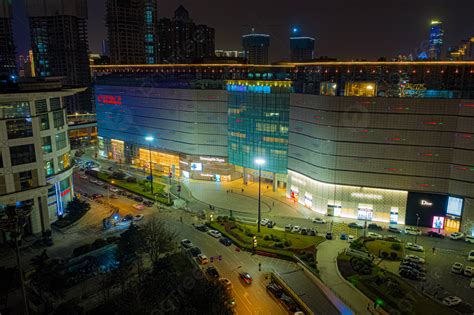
[364,239,403,260]
[96,172,172,205]
[209,220,324,261]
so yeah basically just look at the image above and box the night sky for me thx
[12,0,474,61]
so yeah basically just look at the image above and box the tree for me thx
[142,218,178,264]
[65,197,90,217]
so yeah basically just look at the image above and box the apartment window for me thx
[271,149,287,155]
[53,111,65,128]
[6,118,33,139]
[40,113,50,130]
[35,99,47,113]
[49,97,61,111]
[229,132,246,139]
[256,123,277,133]
[10,144,36,166]
[18,171,33,191]
[263,137,287,144]
[57,152,70,171]
[55,132,68,150]
[1,102,31,118]
[42,136,52,154]
[44,159,54,176]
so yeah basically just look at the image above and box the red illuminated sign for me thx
[98,95,122,105]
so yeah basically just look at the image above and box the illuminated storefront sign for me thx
[351,192,383,200]
[200,157,225,163]
[191,163,203,171]
[421,200,433,206]
[432,216,445,229]
[97,94,122,105]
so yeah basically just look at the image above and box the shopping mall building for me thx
[92,61,474,234]
[0,78,82,241]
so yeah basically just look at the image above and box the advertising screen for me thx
[446,197,463,216]
[190,163,203,171]
[432,216,445,229]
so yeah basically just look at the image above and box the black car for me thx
[266,282,283,298]
[219,237,232,246]
[143,200,154,207]
[348,222,364,229]
[134,196,144,202]
[206,266,220,278]
[189,247,201,257]
[388,226,402,233]
[279,294,298,312]
[401,261,425,272]
[121,214,134,222]
[195,224,208,232]
[426,231,445,239]
[368,223,383,231]
[267,220,276,228]
[308,228,317,236]
[325,232,333,240]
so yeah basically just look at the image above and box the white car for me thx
[367,232,383,239]
[451,262,464,274]
[406,243,424,252]
[285,224,293,232]
[180,239,194,249]
[405,255,425,264]
[79,174,88,179]
[466,235,474,244]
[96,181,105,186]
[133,204,145,210]
[470,278,474,289]
[134,214,144,222]
[450,232,465,240]
[442,296,462,307]
[260,218,269,226]
[469,250,474,262]
[464,266,474,277]
[405,227,422,235]
[312,217,327,224]
[291,225,301,233]
[89,178,98,184]
[207,229,222,238]
[109,186,119,193]
[347,235,355,243]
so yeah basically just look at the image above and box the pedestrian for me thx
[266,185,269,190]
[241,188,244,193]
[432,247,435,254]
[180,216,183,223]
[272,201,275,207]
[258,262,261,271]
[226,190,229,194]
[209,204,212,210]
[231,189,233,193]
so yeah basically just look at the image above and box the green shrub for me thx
[390,252,398,260]
[284,239,292,247]
[274,242,284,248]
[305,252,313,260]
[126,177,137,183]
[263,235,271,241]
[381,251,388,258]
[309,262,317,269]
[390,243,402,251]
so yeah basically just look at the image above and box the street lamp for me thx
[107,180,115,213]
[415,213,421,243]
[255,158,265,233]
[145,136,154,195]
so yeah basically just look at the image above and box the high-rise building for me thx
[242,31,270,64]
[106,0,158,65]
[157,6,215,63]
[447,37,474,61]
[290,27,315,62]
[101,39,110,57]
[428,20,444,60]
[0,0,16,75]
[0,77,83,242]
[26,0,92,113]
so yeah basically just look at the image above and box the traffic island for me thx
[336,254,454,315]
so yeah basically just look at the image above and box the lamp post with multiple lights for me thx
[255,158,265,233]
[145,136,154,195]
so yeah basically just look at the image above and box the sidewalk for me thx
[317,240,386,315]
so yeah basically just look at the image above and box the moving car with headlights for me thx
[239,272,252,285]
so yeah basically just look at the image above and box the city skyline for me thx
[11,0,474,61]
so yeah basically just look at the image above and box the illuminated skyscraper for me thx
[290,27,315,62]
[242,31,270,65]
[0,0,16,75]
[106,0,158,64]
[27,0,92,113]
[428,20,444,60]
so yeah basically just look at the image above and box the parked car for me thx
[133,196,144,203]
[95,181,105,186]
[121,214,134,222]
[348,222,364,229]
[442,296,462,307]
[300,227,308,235]
[91,193,104,200]
[207,229,222,238]
[451,262,464,274]
[219,237,232,246]
[367,232,383,239]
[399,269,425,281]
[291,226,301,233]
[450,232,465,240]
[285,224,293,232]
[79,174,88,179]
[368,223,383,230]
[466,235,474,244]
[325,232,333,240]
[143,200,154,207]
[279,294,298,312]
[206,266,220,278]
[384,235,402,243]
[266,220,276,228]
[266,282,283,298]
[312,217,327,224]
[189,247,201,257]
[388,226,402,233]
[426,231,445,238]
[340,233,348,240]
[401,261,426,272]
[133,214,144,222]
[308,228,317,236]
[239,272,252,285]
[468,250,474,262]
[470,278,474,289]
[109,186,119,193]
[180,239,194,249]
[347,235,355,243]
[405,227,422,235]
[195,224,208,232]
[406,243,424,252]
[219,278,232,291]
[132,204,145,210]
[464,265,474,277]
[110,194,119,199]
[89,178,98,184]
[405,255,425,264]
[197,254,209,265]
[260,218,269,226]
